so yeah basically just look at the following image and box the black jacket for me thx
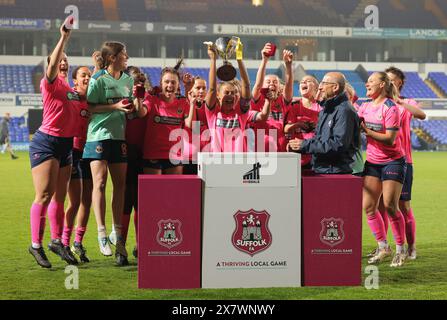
[299,92,360,174]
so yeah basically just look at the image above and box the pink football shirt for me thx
[40,76,88,138]
[249,95,291,152]
[358,99,403,164]
[397,98,418,164]
[285,99,321,165]
[143,95,189,160]
[183,103,208,161]
[205,99,256,153]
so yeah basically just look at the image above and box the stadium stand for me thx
[428,72,447,96]
[0,65,35,94]
[419,119,447,145]
[401,72,438,99]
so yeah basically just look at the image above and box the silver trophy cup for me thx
[214,36,239,81]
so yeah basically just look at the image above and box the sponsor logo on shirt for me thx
[153,115,182,125]
[365,122,384,132]
[269,111,283,121]
[216,118,241,129]
[67,92,81,101]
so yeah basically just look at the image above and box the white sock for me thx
[378,241,388,249]
[98,226,107,238]
[32,242,41,249]
[396,245,404,254]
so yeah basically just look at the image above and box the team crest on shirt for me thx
[95,145,103,154]
[156,219,183,249]
[80,109,89,118]
[177,107,183,114]
[320,217,345,247]
[232,209,272,256]
[376,113,383,121]
[121,143,127,156]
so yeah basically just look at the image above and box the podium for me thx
[199,153,301,288]
[138,175,202,289]
[302,174,363,286]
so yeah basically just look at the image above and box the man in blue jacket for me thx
[288,72,359,174]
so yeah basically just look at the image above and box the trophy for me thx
[205,36,240,81]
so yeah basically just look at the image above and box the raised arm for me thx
[46,18,71,82]
[283,50,294,103]
[205,45,217,110]
[92,51,102,75]
[236,40,250,100]
[396,98,426,120]
[252,43,272,101]
[184,94,197,129]
[255,93,272,122]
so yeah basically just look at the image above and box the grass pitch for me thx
[0,151,446,300]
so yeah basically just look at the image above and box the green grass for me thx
[1,151,446,300]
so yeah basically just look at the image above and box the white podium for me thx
[199,153,301,288]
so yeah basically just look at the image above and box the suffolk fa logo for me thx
[242,162,261,184]
[320,217,345,247]
[156,219,183,249]
[232,209,272,256]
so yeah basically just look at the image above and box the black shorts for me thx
[29,130,73,168]
[71,149,92,180]
[364,157,407,184]
[400,163,413,201]
[183,163,198,175]
[143,159,182,170]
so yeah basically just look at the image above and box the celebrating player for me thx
[83,41,145,265]
[61,66,92,264]
[285,75,321,168]
[141,59,190,175]
[183,76,209,174]
[250,43,294,152]
[28,20,83,268]
[205,42,271,153]
[385,66,426,259]
[358,72,407,267]
[109,66,148,264]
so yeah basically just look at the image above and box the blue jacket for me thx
[299,92,360,174]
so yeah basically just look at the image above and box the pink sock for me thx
[379,209,389,235]
[48,201,65,240]
[121,213,131,243]
[62,226,73,247]
[367,211,387,242]
[389,211,406,246]
[74,227,87,244]
[30,203,47,245]
[404,208,416,246]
